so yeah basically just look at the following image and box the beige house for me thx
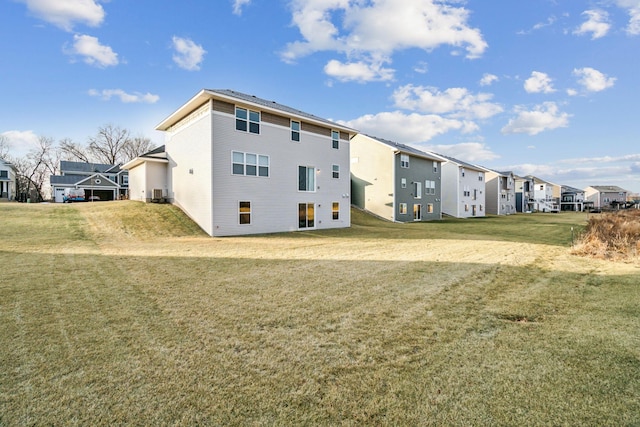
[123,89,356,237]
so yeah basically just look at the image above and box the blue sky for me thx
[1,0,639,193]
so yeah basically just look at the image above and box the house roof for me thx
[360,134,446,162]
[0,157,17,171]
[121,145,168,170]
[561,185,584,194]
[156,89,358,134]
[436,153,485,171]
[50,173,119,187]
[60,161,120,174]
[587,185,628,193]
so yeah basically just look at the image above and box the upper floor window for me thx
[478,172,483,181]
[298,166,315,192]
[291,120,300,142]
[0,170,8,178]
[461,168,465,177]
[122,175,129,185]
[236,107,260,134]
[425,180,436,195]
[332,130,340,149]
[401,178,407,188]
[232,151,269,177]
[433,163,438,173]
[400,154,410,168]
[332,164,340,179]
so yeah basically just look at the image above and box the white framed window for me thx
[298,166,315,192]
[478,172,483,181]
[332,164,340,179]
[298,203,315,228]
[400,154,410,168]
[427,203,434,213]
[413,204,422,221]
[332,202,339,220]
[235,107,260,134]
[399,203,407,215]
[239,201,251,225]
[433,163,438,173]
[332,130,340,149]
[414,181,422,199]
[461,168,465,177]
[401,178,407,188]
[425,180,435,195]
[291,120,300,142]
[232,151,269,177]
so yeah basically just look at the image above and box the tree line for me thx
[0,124,155,202]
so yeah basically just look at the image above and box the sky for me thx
[1,0,639,193]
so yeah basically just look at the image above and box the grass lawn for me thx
[1,202,639,426]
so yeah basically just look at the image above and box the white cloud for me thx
[66,34,119,67]
[0,130,40,158]
[172,36,206,71]
[88,89,160,104]
[232,0,251,15]
[573,9,610,39]
[573,67,616,92]
[424,142,499,162]
[501,102,571,136]
[341,111,477,144]
[392,84,503,120]
[281,0,487,80]
[19,0,105,31]
[479,73,498,86]
[613,1,640,35]
[324,59,395,82]
[524,71,555,94]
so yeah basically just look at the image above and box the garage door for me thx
[54,188,65,203]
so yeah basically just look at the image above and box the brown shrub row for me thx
[572,209,640,260]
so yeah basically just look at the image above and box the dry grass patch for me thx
[572,209,640,260]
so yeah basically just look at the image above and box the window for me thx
[427,204,434,213]
[425,180,435,195]
[400,154,410,168]
[239,201,251,224]
[413,204,422,221]
[122,175,129,185]
[298,203,315,228]
[298,166,315,192]
[332,164,340,179]
[291,120,300,142]
[433,163,438,173]
[332,202,339,220]
[232,151,269,177]
[478,173,483,181]
[463,185,470,197]
[461,168,465,177]
[399,203,407,215]
[0,171,7,178]
[414,181,422,199]
[332,130,340,149]
[401,178,407,188]
[473,189,477,200]
[236,107,260,134]
[540,185,544,190]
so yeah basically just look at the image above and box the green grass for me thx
[1,202,638,426]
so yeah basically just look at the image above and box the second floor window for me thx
[291,121,300,142]
[332,164,339,179]
[400,154,409,168]
[0,170,8,178]
[236,107,260,134]
[332,131,340,149]
[298,166,315,192]
[232,151,269,177]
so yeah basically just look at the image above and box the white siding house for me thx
[440,155,486,218]
[123,89,356,237]
[0,157,17,201]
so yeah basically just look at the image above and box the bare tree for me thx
[122,135,155,162]
[59,138,91,162]
[14,136,58,202]
[88,124,130,165]
[0,134,10,159]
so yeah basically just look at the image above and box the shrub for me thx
[572,209,640,260]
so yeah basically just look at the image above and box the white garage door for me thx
[54,188,65,203]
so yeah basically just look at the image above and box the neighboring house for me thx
[560,185,585,211]
[0,157,17,201]
[532,176,561,212]
[123,89,356,237]
[515,175,535,213]
[439,154,486,218]
[478,167,516,215]
[50,161,129,202]
[584,185,629,209]
[350,134,444,222]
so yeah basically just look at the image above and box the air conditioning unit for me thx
[153,189,164,199]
